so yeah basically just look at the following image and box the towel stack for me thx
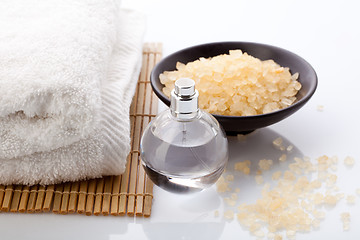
[0,0,145,185]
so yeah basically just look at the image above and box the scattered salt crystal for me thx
[216,176,230,193]
[331,155,339,164]
[254,230,265,237]
[249,223,262,232]
[226,175,234,181]
[267,232,276,239]
[312,193,324,205]
[283,171,296,181]
[346,195,356,204]
[312,209,326,219]
[231,193,238,200]
[310,180,322,189]
[279,154,287,162]
[326,174,337,187]
[286,230,296,237]
[286,145,294,152]
[255,175,264,185]
[224,210,234,220]
[337,193,345,199]
[317,105,324,112]
[234,160,251,175]
[258,159,273,171]
[312,219,320,228]
[224,197,237,207]
[356,188,360,196]
[343,224,350,231]
[274,234,283,240]
[344,156,355,167]
[272,171,282,180]
[324,194,339,205]
[272,137,283,149]
[341,212,350,231]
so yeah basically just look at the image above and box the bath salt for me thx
[272,137,283,149]
[226,174,235,181]
[258,159,273,171]
[317,105,324,112]
[346,195,356,204]
[272,171,282,180]
[224,210,234,220]
[216,176,231,193]
[344,156,355,167]
[255,175,264,185]
[160,50,301,116]
[340,212,350,231]
[279,154,287,162]
[234,160,251,175]
[356,188,360,196]
[286,145,294,152]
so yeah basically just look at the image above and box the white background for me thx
[1,0,360,239]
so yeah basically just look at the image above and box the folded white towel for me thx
[0,4,145,184]
[0,0,120,159]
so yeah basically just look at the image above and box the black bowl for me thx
[150,42,317,135]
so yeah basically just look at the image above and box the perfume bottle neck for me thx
[170,78,199,120]
[170,90,199,120]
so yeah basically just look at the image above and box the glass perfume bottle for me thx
[140,78,228,193]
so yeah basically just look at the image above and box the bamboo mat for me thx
[0,43,162,217]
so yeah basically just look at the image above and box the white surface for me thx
[1,0,360,239]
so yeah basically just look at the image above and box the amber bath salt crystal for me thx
[216,152,357,239]
[341,212,351,231]
[160,50,301,116]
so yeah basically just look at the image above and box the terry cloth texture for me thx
[0,1,145,185]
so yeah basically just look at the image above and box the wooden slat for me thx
[26,185,38,213]
[93,178,104,216]
[68,182,79,213]
[0,185,5,209]
[18,186,30,213]
[35,185,46,212]
[60,182,71,214]
[110,175,121,216]
[52,184,63,214]
[77,181,88,214]
[10,185,22,212]
[85,179,97,216]
[43,185,54,212]
[118,155,131,216]
[1,185,14,212]
[102,176,113,216]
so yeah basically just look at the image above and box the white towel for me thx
[0,2,145,185]
[0,0,120,159]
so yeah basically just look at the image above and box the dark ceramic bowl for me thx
[150,42,317,135]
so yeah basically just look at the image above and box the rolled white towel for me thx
[0,0,120,159]
[0,5,146,184]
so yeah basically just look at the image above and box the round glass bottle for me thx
[140,78,228,193]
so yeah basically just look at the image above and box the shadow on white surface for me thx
[142,221,225,240]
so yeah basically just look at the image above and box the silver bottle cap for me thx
[170,78,199,120]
